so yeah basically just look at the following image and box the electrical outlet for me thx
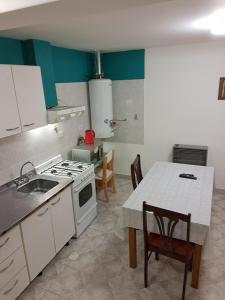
[134,113,138,120]
[54,123,64,138]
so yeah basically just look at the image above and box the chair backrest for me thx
[143,202,191,260]
[105,150,113,164]
[131,154,143,190]
[102,150,115,179]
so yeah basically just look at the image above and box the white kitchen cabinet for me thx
[0,225,29,299]
[0,65,21,138]
[50,187,75,253]
[21,204,55,281]
[0,65,47,139]
[12,65,47,132]
[0,267,29,300]
[0,247,26,290]
[21,186,74,281]
[0,226,22,264]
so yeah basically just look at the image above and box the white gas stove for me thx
[36,155,97,237]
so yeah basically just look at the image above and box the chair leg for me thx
[155,252,159,261]
[103,182,109,201]
[144,250,149,288]
[189,259,193,272]
[112,175,116,193]
[182,263,189,300]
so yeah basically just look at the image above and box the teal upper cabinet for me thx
[101,49,145,80]
[52,46,91,83]
[0,37,24,65]
[22,40,58,108]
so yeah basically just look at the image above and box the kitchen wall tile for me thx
[108,79,144,145]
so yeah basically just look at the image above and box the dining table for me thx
[122,161,214,289]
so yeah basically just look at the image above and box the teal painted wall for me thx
[52,46,91,83]
[0,36,144,108]
[101,49,145,80]
[22,40,58,108]
[0,37,24,65]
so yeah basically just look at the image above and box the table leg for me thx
[191,244,202,289]
[129,227,137,268]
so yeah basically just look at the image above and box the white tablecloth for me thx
[122,162,214,245]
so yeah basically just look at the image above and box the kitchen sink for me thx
[18,179,59,194]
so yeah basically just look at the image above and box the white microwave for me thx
[72,144,103,163]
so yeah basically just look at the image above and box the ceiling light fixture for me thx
[193,10,225,35]
[0,0,59,13]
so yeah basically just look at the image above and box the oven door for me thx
[73,175,97,226]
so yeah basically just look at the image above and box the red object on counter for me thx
[85,130,95,145]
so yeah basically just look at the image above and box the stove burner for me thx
[51,170,57,174]
[61,162,69,167]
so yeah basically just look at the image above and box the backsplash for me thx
[108,79,144,144]
[0,82,90,185]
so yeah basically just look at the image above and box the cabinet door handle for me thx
[23,123,35,127]
[3,279,18,295]
[37,207,48,217]
[6,127,19,132]
[51,198,61,206]
[0,237,10,248]
[0,259,14,273]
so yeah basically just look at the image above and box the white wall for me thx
[103,142,144,175]
[106,42,225,189]
[0,82,90,185]
[145,42,225,189]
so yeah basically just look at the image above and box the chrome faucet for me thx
[14,161,35,188]
[20,161,35,177]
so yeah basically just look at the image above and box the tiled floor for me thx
[18,176,225,300]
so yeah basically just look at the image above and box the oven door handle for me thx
[74,175,95,192]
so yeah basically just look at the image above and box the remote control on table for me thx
[179,173,197,180]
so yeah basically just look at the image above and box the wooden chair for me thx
[95,150,116,201]
[131,154,143,190]
[143,202,194,300]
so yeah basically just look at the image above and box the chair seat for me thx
[95,168,113,180]
[148,233,195,260]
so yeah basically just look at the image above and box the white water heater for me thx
[89,78,114,138]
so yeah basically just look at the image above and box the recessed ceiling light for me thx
[0,0,59,13]
[193,10,225,35]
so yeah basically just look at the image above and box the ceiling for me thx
[0,0,225,51]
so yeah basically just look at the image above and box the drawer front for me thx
[0,247,26,290]
[0,267,29,300]
[0,226,22,263]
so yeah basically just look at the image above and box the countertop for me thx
[0,174,74,237]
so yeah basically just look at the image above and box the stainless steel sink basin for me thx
[18,179,59,194]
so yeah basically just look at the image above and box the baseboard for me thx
[115,173,131,179]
